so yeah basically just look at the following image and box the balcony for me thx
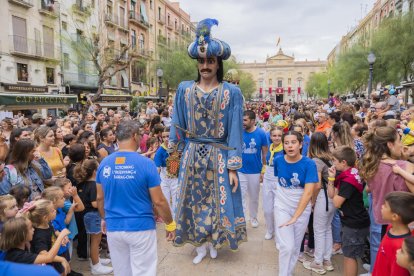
[39,0,58,18]
[8,0,34,8]
[157,14,165,25]
[158,35,167,46]
[105,13,118,26]
[72,0,91,16]
[129,11,149,29]
[131,46,150,58]
[63,71,99,87]
[118,16,129,32]
[9,35,59,61]
[167,22,173,30]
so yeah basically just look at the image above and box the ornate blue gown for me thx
[169,80,247,250]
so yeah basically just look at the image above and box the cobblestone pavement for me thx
[72,194,366,276]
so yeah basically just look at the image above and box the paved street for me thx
[72,193,366,276]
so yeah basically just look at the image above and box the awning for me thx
[0,93,78,106]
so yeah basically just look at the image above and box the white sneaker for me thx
[208,243,217,259]
[362,263,371,272]
[251,218,259,228]
[99,258,111,265]
[91,262,113,275]
[193,245,207,264]
[264,232,273,240]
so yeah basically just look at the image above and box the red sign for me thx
[276,87,284,94]
[269,87,272,94]
[298,87,301,94]
[259,87,263,94]
[288,87,291,94]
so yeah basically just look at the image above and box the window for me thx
[131,30,136,49]
[158,7,161,19]
[277,80,282,87]
[63,53,69,70]
[150,0,153,9]
[132,61,146,82]
[43,26,54,58]
[175,20,177,30]
[17,63,28,82]
[131,1,136,13]
[268,79,272,86]
[62,21,67,30]
[46,67,55,84]
[168,15,170,25]
[139,33,145,50]
[288,78,291,85]
[12,16,27,53]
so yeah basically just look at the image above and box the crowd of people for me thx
[0,17,414,276]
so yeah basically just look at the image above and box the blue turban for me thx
[187,18,231,60]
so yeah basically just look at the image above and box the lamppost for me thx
[156,68,163,102]
[367,52,376,98]
[327,79,331,96]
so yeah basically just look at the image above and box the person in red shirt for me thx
[373,191,414,276]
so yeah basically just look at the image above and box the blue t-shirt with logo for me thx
[240,127,268,174]
[96,151,161,232]
[274,156,318,189]
[154,146,169,168]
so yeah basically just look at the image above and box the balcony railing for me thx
[39,0,58,18]
[167,22,173,30]
[105,13,118,26]
[129,11,150,29]
[72,0,90,16]
[8,0,34,8]
[63,71,99,87]
[9,35,59,60]
[131,46,150,58]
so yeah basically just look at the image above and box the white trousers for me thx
[274,187,311,276]
[160,169,178,219]
[107,230,157,276]
[238,172,261,220]
[262,166,278,234]
[313,190,335,264]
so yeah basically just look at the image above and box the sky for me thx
[178,0,376,63]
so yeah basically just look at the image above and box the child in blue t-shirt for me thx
[154,127,178,219]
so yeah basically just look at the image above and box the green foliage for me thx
[224,57,256,100]
[156,45,197,89]
[305,72,329,98]
[371,12,414,83]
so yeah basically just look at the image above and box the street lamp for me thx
[156,68,164,102]
[367,52,376,98]
[327,79,331,96]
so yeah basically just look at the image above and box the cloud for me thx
[177,0,375,62]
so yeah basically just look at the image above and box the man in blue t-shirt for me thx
[96,121,175,276]
[238,110,268,228]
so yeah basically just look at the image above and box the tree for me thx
[156,45,197,90]
[371,12,414,83]
[224,57,256,100]
[63,3,134,102]
[305,72,329,98]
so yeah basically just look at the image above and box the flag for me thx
[276,37,281,47]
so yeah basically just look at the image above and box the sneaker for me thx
[305,248,314,258]
[303,260,327,275]
[208,243,217,259]
[332,247,343,255]
[363,263,371,272]
[99,258,111,265]
[264,232,273,240]
[297,252,307,263]
[251,218,259,228]
[192,251,206,264]
[91,263,113,275]
[323,260,334,271]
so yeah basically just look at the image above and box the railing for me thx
[63,71,99,87]
[129,11,150,28]
[132,46,150,57]
[104,13,118,25]
[39,0,58,17]
[8,0,34,8]
[72,0,90,14]
[9,35,59,60]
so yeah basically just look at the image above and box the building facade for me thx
[0,0,77,115]
[239,48,327,103]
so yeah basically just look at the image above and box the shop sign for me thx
[0,93,77,106]
[2,83,48,93]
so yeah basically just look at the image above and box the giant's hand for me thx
[229,169,238,193]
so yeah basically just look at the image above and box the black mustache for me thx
[201,69,212,73]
